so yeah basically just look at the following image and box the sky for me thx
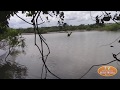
[8,11,118,29]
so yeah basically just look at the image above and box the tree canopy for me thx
[0,11,64,29]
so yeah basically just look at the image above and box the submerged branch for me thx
[80,53,120,79]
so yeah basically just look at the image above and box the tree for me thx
[0,11,65,79]
[1,11,120,79]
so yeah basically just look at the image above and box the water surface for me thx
[2,31,120,79]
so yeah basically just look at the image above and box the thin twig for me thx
[15,13,33,25]
[90,11,103,21]
[35,12,46,79]
[34,12,61,79]
[112,19,120,25]
[48,12,53,17]
[15,12,45,26]
[16,11,59,79]
[36,12,48,79]
[100,35,120,47]
[34,34,61,79]
[5,46,11,62]
[79,59,117,79]
[80,53,120,79]
[36,19,49,79]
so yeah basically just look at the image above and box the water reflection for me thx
[0,49,27,79]
[2,31,120,79]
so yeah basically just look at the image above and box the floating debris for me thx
[110,45,114,47]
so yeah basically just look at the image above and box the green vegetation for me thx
[101,23,120,31]
[15,23,120,34]
[0,28,25,49]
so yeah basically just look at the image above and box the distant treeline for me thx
[15,23,120,34]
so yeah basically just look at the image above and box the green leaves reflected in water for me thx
[0,62,27,79]
[0,49,27,79]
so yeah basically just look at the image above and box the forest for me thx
[15,23,120,34]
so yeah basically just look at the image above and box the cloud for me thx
[8,11,118,28]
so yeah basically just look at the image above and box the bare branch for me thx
[33,12,61,79]
[80,52,120,79]
[15,12,45,26]
[79,59,117,79]
[39,12,44,22]
[100,35,120,47]
[15,13,33,25]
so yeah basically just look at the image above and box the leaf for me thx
[56,11,59,15]
[46,17,48,20]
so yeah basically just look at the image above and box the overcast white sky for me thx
[8,11,118,28]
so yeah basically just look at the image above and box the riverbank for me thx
[21,29,120,35]
[15,23,120,34]
[21,33,34,35]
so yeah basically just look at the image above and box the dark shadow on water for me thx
[0,61,27,79]
[0,49,28,79]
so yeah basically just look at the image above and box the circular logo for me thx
[97,66,117,76]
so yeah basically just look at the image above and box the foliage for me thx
[0,11,64,29]
[0,11,65,79]
[0,11,18,28]
[14,23,120,34]
[101,23,120,31]
[1,11,120,79]
[0,28,25,49]
[0,58,27,79]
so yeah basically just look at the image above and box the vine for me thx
[13,11,65,79]
[79,11,120,79]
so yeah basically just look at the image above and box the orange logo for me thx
[97,66,117,76]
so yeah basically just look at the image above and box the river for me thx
[1,31,120,79]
